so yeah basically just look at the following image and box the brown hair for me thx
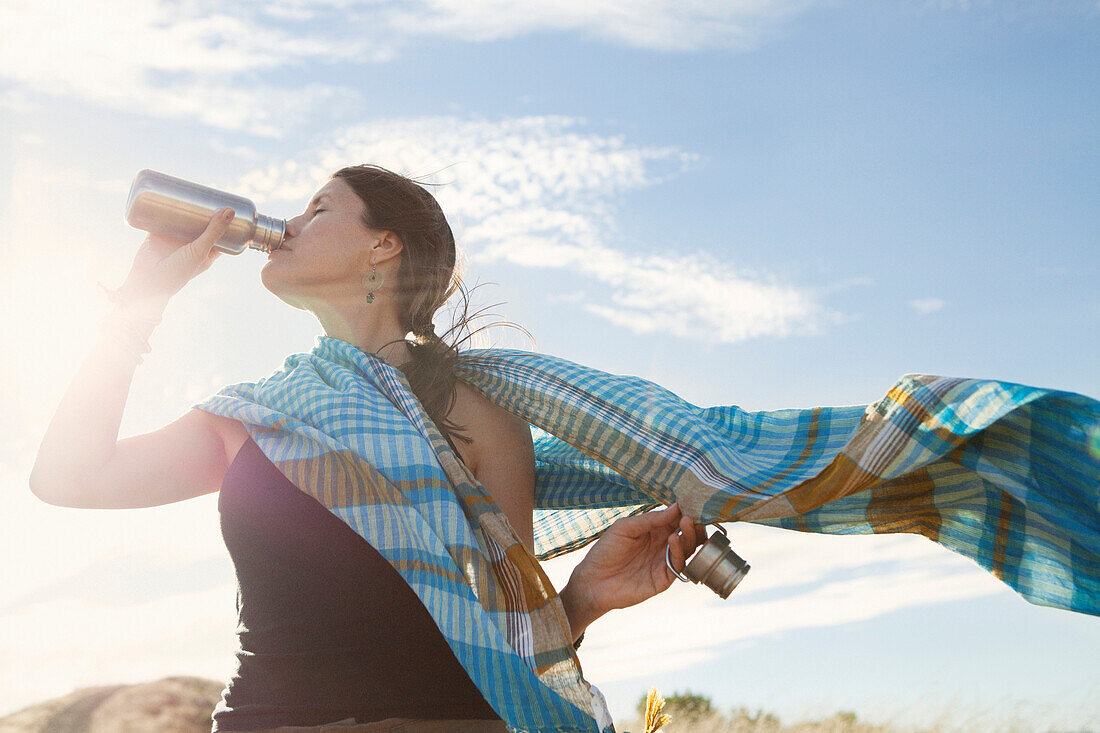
[331,164,532,455]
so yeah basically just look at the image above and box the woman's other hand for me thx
[113,207,235,314]
[559,503,707,642]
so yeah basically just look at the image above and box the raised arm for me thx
[30,208,236,508]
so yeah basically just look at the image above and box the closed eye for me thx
[312,208,325,216]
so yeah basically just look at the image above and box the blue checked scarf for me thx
[193,335,1100,732]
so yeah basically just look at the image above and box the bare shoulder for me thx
[451,379,533,467]
[452,379,535,550]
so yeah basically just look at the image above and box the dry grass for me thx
[617,707,1098,733]
[642,688,672,733]
[618,709,898,733]
[3,678,1093,732]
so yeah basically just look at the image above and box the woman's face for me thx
[261,176,377,309]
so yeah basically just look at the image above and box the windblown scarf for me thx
[193,335,1100,733]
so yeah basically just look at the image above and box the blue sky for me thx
[1,1,1098,730]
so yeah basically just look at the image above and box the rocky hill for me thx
[0,677,222,733]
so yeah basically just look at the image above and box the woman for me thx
[30,164,706,732]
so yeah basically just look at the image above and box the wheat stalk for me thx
[643,687,672,733]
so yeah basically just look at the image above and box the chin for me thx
[260,265,290,300]
[259,262,279,290]
[260,268,312,311]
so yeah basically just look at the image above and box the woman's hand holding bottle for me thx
[558,503,706,642]
[112,207,235,318]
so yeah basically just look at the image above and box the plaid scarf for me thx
[193,336,1100,732]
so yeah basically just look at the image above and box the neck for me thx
[310,294,413,369]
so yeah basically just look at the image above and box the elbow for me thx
[28,472,73,507]
[28,476,58,505]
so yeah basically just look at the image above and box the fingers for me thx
[665,507,704,575]
[187,207,235,260]
[652,505,704,547]
[669,516,708,572]
[195,247,222,275]
[652,503,682,527]
[617,503,681,538]
[666,531,686,579]
[682,516,706,550]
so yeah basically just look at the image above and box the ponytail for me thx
[335,164,533,456]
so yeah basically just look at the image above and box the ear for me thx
[370,231,403,265]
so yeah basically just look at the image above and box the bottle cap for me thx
[253,214,286,253]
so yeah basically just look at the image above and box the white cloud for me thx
[34,168,131,195]
[2,486,1004,718]
[0,0,371,136]
[552,521,1007,685]
[237,115,839,343]
[909,297,946,315]
[0,0,829,134]
[0,469,236,715]
[0,86,35,112]
[0,588,238,716]
[384,0,827,52]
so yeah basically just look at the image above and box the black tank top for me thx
[212,436,499,731]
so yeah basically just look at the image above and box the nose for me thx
[284,214,303,240]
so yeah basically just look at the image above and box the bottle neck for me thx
[249,214,286,253]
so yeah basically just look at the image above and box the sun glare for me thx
[1,247,109,429]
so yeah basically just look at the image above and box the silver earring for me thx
[363,263,384,304]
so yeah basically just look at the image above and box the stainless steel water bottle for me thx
[666,523,750,599]
[124,169,285,254]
